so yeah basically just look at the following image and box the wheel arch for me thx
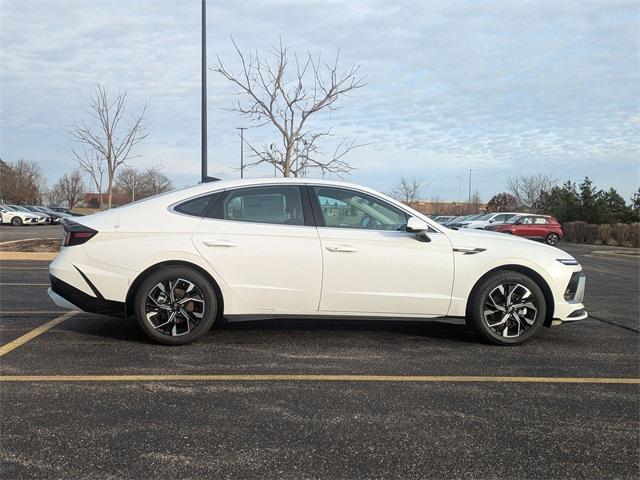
[465,264,555,327]
[125,260,224,319]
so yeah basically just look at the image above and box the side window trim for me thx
[300,185,317,227]
[305,185,326,227]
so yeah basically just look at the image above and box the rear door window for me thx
[217,186,305,225]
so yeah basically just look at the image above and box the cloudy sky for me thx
[1,0,639,201]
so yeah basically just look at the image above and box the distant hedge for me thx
[563,221,640,248]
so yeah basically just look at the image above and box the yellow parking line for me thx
[0,267,49,270]
[0,311,77,357]
[0,311,66,315]
[0,374,638,384]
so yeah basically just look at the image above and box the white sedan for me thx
[0,205,42,225]
[48,178,587,346]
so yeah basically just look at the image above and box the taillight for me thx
[62,220,97,247]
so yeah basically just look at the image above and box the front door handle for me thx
[326,244,358,253]
[203,240,237,248]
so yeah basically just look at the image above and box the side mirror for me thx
[406,217,431,243]
[489,219,495,223]
[406,216,428,232]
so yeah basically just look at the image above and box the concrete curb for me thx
[0,252,58,261]
[592,250,639,259]
[0,238,40,246]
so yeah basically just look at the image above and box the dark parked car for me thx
[50,206,84,217]
[24,206,62,224]
[486,214,563,245]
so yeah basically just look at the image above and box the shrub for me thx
[584,224,599,244]
[598,224,613,245]
[563,221,639,247]
[630,223,640,248]
[612,223,629,246]
[564,221,588,243]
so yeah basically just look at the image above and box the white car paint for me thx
[48,178,587,340]
[461,212,519,229]
[0,205,41,225]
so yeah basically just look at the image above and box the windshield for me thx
[474,213,493,221]
[11,205,30,213]
[505,215,523,224]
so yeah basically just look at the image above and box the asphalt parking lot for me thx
[0,223,63,243]
[0,239,638,478]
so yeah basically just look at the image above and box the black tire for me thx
[468,270,546,345]
[545,233,559,245]
[11,216,23,226]
[134,266,218,345]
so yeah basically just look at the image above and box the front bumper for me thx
[552,271,588,325]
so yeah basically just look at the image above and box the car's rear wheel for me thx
[11,216,22,226]
[545,233,559,245]
[468,271,546,345]
[134,266,217,345]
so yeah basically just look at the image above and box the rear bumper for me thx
[49,274,125,317]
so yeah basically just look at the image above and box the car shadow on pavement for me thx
[63,314,480,345]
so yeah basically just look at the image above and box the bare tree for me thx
[505,173,556,212]
[143,165,173,196]
[429,195,443,215]
[393,176,425,205]
[72,147,106,208]
[116,165,173,203]
[486,192,520,212]
[48,184,65,207]
[53,169,86,208]
[69,83,147,208]
[0,159,44,204]
[471,189,482,213]
[115,167,138,202]
[214,38,366,177]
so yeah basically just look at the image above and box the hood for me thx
[445,227,572,261]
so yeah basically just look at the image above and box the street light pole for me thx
[236,127,247,178]
[201,0,207,183]
[468,168,472,208]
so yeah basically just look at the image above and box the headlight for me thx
[557,258,579,266]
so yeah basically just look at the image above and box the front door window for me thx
[312,186,407,231]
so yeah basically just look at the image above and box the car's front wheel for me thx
[545,233,559,245]
[11,216,23,226]
[468,270,546,345]
[134,266,218,345]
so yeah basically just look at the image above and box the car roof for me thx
[179,177,388,194]
[512,213,553,218]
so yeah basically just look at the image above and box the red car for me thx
[485,214,563,245]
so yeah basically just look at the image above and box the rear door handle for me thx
[203,240,237,248]
[326,244,358,253]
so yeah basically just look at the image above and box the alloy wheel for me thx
[546,233,559,245]
[145,278,205,337]
[483,283,538,338]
